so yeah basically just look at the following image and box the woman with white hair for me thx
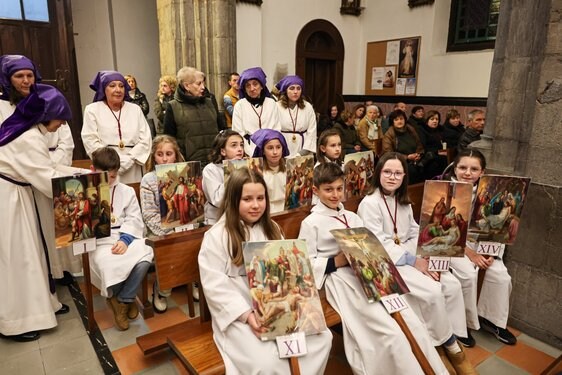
[164,66,220,165]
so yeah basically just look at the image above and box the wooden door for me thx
[296,19,345,116]
[0,0,85,158]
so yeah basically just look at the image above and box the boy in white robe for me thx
[90,147,153,331]
[298,163,447,375]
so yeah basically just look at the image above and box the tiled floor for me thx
[0,279,559,375]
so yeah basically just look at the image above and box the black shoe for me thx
[56,271,75,286]
[457,330,476,347]
[479,317,517,345]
[4,331,41,342]
[55,303,70,315]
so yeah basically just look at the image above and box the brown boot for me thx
[437,346,457,375]
[127,301,139,320]
[446,345,478,375]
[107,296,129,330]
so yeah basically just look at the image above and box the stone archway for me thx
[296,19,345,116]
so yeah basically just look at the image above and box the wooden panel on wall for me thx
[365,36,421,97]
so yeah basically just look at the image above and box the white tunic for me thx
[45,125,74,167]
[358,190,467,344]
[198,216,332,375]
[82,101,152,183]
[202,162,225,225]
[1,101,81,278]
[0,125,79,335]
[299,202,447,375]
[263,168,286,214]
[232,97,280,157]
[450,241,512,330]
[277,101,317,156]
[89,183,154,297]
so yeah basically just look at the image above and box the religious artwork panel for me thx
[398,37,420,78]
[243,239,327,341]
[469,175,531,245]
[52,172,110,248]
[155,162,206,230]
[417,180,473,257]
[223,157,264,183]
[284,155,314,210]
[330,227,410,302]
[344,151,375,198]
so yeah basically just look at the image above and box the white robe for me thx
[1,101,81,278]
[263,169,286,214]
[0,125,81,335]
[358,190,467,344]
[232,97,280,157]
[82,101,152,183]
[299,202,447,375]
[89,183,154,297]
[277,101,317,156]
[450,241,512,330]
[198,216,332,375]
[46,125,74,167]
[202,162,224,225]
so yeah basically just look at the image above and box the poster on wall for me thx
[386,40,400,65]
[405,78,416,95]
[395,78,406,95]
[371,67,385,90]
[398,38,419,78]
[383,66,395,88]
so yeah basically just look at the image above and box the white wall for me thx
[236,0,362,93]
[72,0,161,118]
[237,0,494,98]
[360,0,493,97]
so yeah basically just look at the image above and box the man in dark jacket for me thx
[458,109,485,151]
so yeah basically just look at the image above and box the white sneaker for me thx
[192,285,199,302]
[152,282,168,313]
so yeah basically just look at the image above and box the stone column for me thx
[156,0,237,107]
[478,0,562,348]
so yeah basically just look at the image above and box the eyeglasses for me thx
[381,170,405,179]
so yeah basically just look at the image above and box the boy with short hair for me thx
[90,147,153,330]
[298,163,447,374]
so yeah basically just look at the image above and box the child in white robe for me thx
[198,167,332,374]
[299,163,447,375]
[202,130,244,225]
[357,152,475,374]
[445,149,516,346]
[140,135,185,313]
[90,147,154,331]
[250,129,289,213]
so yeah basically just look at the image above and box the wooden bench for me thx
[137,185,425,373]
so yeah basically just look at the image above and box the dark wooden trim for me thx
[236,0,262,5]
[408,0,435,8]
[343,95,487,107]
[446,0,496,53]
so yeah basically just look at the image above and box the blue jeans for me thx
[109,261,151,303]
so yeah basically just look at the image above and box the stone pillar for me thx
[156,0,237,107]
[479,0,562,348]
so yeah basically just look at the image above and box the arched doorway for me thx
[296,19,345,116]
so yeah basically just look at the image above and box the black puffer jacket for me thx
[129,88,150,117]
[164,85,219,164]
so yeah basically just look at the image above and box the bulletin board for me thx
[364,36,421,96]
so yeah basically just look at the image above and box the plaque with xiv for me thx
[417,180,473,271]
[469,175,531,255]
